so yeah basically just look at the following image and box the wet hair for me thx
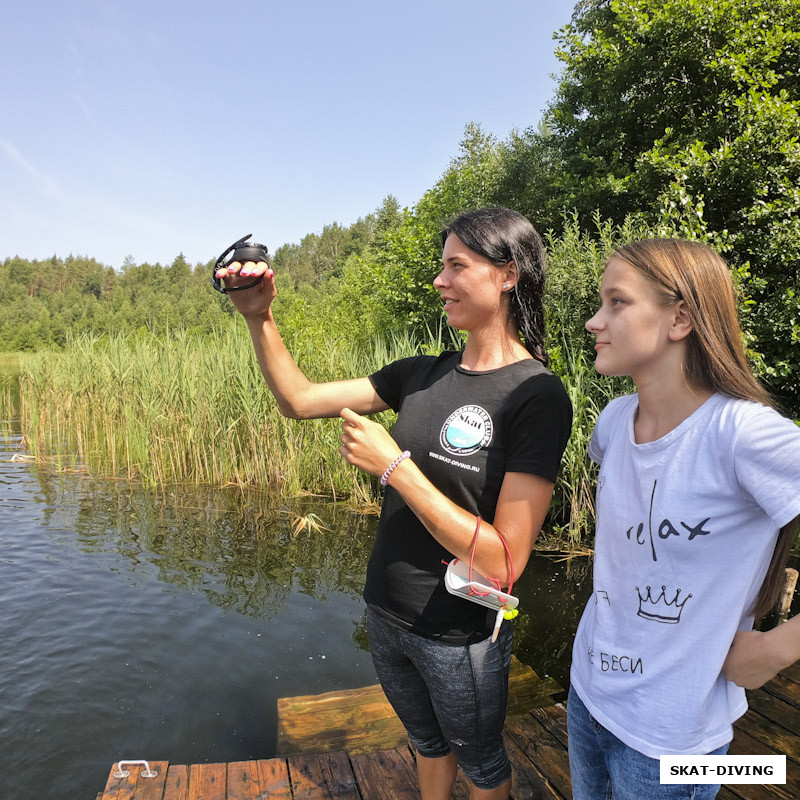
[613,238,793,619]
[442,207,548,364]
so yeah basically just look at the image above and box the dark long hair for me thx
[442,207,548,364]
[614,238,794,619]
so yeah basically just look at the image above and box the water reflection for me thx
[34,466,376,612]
[28,459,596,690]
[1,428,383,799]
[29,462,597,686]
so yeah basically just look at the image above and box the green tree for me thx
[273,241,316,287]
[493,121,566,233]
[416,122,501,229]
[546,0,800,408]
[373,195,403,243]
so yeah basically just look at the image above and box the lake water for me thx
[0,402,594,799]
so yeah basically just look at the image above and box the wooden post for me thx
[778,567,798,621]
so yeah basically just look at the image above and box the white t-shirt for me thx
[570,393,800,758]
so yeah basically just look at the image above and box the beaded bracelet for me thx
[380,450,411,486]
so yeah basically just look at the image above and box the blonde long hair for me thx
[613,238,771,406]
[614,238,793,619]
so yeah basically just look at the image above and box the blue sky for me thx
[1,1,577,268]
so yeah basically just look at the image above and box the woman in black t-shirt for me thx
[217,207,572,800]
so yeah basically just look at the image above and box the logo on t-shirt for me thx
[439,405,493,456]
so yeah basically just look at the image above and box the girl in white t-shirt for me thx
[568,238,800,800]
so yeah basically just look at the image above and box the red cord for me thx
[465,516,514,599]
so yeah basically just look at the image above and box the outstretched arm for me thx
[217,259,389,419]
[723,615,800,689]
[339,407,554,583]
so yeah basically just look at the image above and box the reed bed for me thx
[0,353,21,372]
[18,328,414,498]
[17,323,616,545]
[0,386,16,442]
[0,356,21,442]
[545,336,627,549]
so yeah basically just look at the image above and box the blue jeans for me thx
[567,686,729,800]
[367,608,513,790]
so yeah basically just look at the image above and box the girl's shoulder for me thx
[589,394,638,463]
[716,396,800,525]
[714,396,800,455]
[710,395,799,439]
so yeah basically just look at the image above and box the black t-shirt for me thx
[364,351,573,644]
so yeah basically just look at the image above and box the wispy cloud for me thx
[0,137,61,198]
[0,135,189,263]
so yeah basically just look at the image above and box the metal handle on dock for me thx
[114,760,158,778]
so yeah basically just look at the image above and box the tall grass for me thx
[0,355,21,442]
[546,337,628,549]
[540,216,636,547]
[18,326,417,499]
[0,353,21,372]
[17,322,620,546]
[0,386,15,442]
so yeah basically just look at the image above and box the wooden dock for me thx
[96,661,800,800]
[275,656,563,757]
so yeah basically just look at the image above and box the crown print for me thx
[635,585,692,624]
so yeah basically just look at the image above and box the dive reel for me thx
[211,234,271,294]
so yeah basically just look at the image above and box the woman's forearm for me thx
[723,614,800,689]
[386,459,552,584]
[244,311,317,418]
[244,313,386,419]
[338,408,553,582]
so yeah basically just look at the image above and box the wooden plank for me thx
[188,763,226,800]
[506,659,564,711]
[287,751,360,800]
[761,673,800,710]
[529,702,569,750]
[745,687,800,736]
[349,746,421,800]
[277,658,560,717]
[505,716,571,799]
[99,761,168,800]
[164,765,189,800]
[277,683,407,756]
[130,762,169,800]
[256,758,293,799]
[734,709,800,766]
[279,684,389,715]
[727,727,798,800]
[99,762,138,800]
[781,661,800,685]
[278,695,409,756]
[718,788,749,800]
[227,761,262,800]
[504,735,564,800]
[277,656,562,758]
[507,675,565,714]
